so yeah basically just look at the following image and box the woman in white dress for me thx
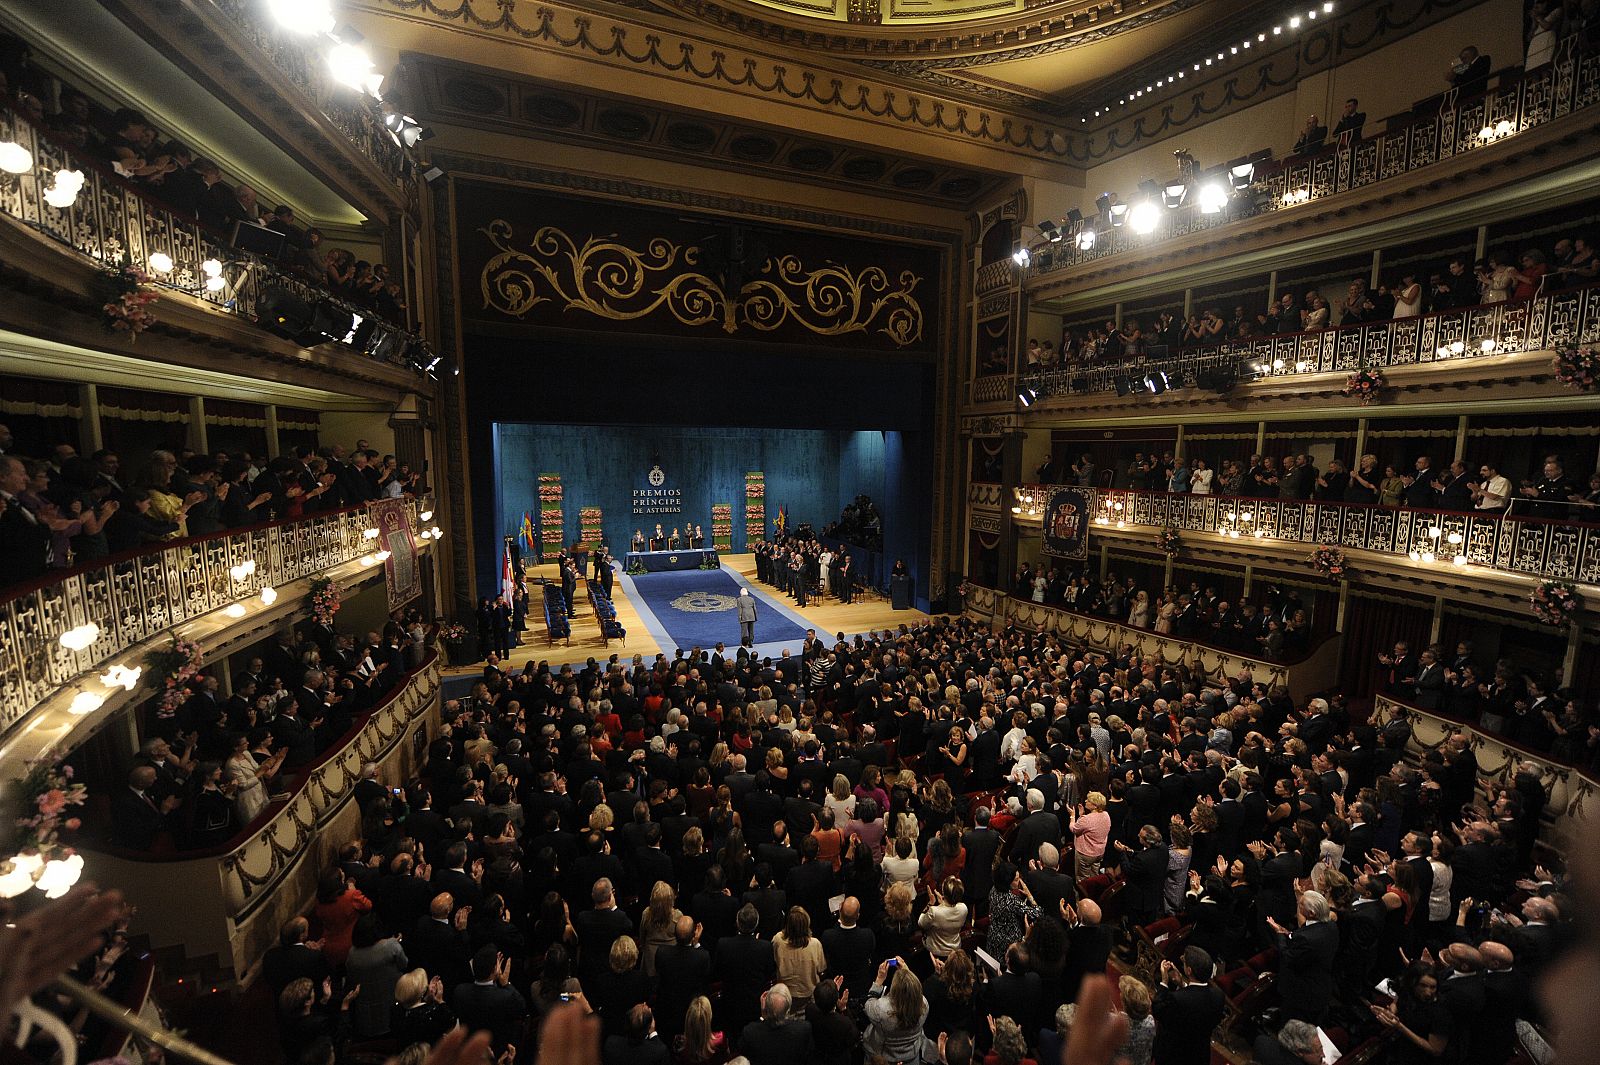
[1392,272,1423,318]
[1482,254,1515,303]
[1127,590,1151,628]
[1526,0,1561,69]
[1154,592,1176,634]
[1190,458,1214,495]
[225,733,283,823]
[1032,573,1047,603]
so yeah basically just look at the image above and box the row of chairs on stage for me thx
[540,580,571,646]
[587,579,627,646]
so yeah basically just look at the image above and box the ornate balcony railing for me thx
[1011,482,1600,586]
[975,259,1016,296]
[1373,693,1596,850]
[1020,279,1600,399]
[0,495,434,742]
[968,482,1004,510]
[1028,41,1600,279]
[0,108,421,367]
[958,587,1341,694]
[206,0,412,189]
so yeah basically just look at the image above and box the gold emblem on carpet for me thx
[671,592,739,613]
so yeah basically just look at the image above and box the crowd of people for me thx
[106,609,444,852]
[1019,230,1598,371]
[0,35,408,323]
[1033,446,1594,521]
[822,496,884,552]
[240,613,1574,1065]
[0,427,427,589]
[753,535,869,607]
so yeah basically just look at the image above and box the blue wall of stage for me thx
[495,424,917,561]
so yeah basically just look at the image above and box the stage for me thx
[446,553,929,675]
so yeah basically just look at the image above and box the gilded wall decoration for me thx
[470,201,930,349]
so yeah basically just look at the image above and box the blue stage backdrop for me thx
[495,424,922,561]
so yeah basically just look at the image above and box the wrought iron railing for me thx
[1019,278,1600,398]
[975,259,1016,296]
[0,109,420,367]
[0,495,433,741]
[207,0,412,188]
[1028,40,1600,279]
[1009,482,1600,586]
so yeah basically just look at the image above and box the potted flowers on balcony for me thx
[438,621,470,664]
[1342,367,1385,404]
[1530,580,1582,627]
[1553,346,1600,391]
[0,759,88,899]
[1157,526,1182,557]
[1308,545,1348,581]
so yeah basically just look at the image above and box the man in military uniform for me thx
[1519,457,1577,519]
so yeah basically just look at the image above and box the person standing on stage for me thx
[738,587,758,647]
[631,529,646,553]
[597,545,615,598]
[838,555,853,603]
[793,550,808,607]
[491,595,513,659]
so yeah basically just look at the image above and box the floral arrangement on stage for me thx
[579,506,603,546]
[98,256,158,339]
[745,472,766,543]
[712,503,733,550]
[1308,545,1348,581]
[537,473,564,561]
[438,621,468,642]
[1553,346,1600,391]
[309,575,341,626]
[1342,367,1385,404]
[1530,580,1582,627]
[626,558,647,576]
[1,759,88,898]
[1157,526,1182,557]
[745,478,765,498]
[143,635,204,720]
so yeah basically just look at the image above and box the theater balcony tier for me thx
[959,582,1343,700]
[98,0,414,224]
[1024,47,1600,295]
[0,109,432,401]
[83,653,442,988]
[969,280,1600,412]
[974,483,1600,611]
[0,495,436,771]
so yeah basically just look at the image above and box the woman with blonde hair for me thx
[594,935,652,1039]
[673,995,728,1065]
[391,967,453,1046]
[638,880,682,977]
[764,746,789,791]
[1117,976,1156,1065]
[824,773,857,823]
[876,880,918,961]
[864,959,929,1064]
[772,906,827,1010]
[1070,792,1111,880]
[588,803,615,834]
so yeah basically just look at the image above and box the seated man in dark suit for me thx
[409,892,474,991]
[109,766,179,850]
[451,946,527,1051]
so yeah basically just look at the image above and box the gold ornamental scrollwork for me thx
[477,221,924,347]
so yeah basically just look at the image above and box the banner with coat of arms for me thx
[368,498,421,609]
[1041,487,1090,560]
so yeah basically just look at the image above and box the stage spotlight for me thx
[1012,243,1031,266]
[1037,219,1061,243]
[1162,180,1188,208]
[1145,371,1169,395]
[1094,192,1113,217]
[384,113,435,149]
[1076,226,1097,250]
[1228,161,1256,189]
[1113,375,1132,397]
[1129,200,1160,235]
[1197,182,1229,214]
[1065,208,1084,226]
[1108,202,1129,227]
[309,300,355,343]
[369,328,405,363]
[1018,386,1039,407]
[259,286,315,340]
[1137,179,1162,199]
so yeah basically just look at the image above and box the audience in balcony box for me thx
[1331,97,1366,140]
[1446,45,1492,92]
[1554,237,1599,288]
[1478,254,1516,302]
[1511,250,1550,300]
[1291,114,1327,155]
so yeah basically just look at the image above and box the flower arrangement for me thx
[98,257,158,339]
[579,506,603,546]
[1308,545,1348,580]
[1553,346,1600,391]
[712,503,734,550]
[1530,580,1582,627]
[626,559,647,575]
[745,480,765,498]
[957,580,973,601]
[6,759,87,865]
[438,621,469,641]
[309,575,341,627]
[1342,368,1385,404]
[1157,526,1182,557]
[143,636,204,719]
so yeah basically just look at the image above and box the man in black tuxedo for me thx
[985,944,1044,1034]
[653,916,712,1040]
[451,947,527,1052]
[432,842,483,912]
[1270,890,1340,1024]
[1377,641,1418,697]
[1413,647,1447,710]
[1447,45,1492,92]
[1023,843,1076,916]
[1060,898,1113,1003]
[961,807,1004,915]
[0,455,51,589]
[1151,947,1225,1065]
[737,986,814,1065]
[783,835,836,929]
[1214,779,1245,860]
[109,766,179,849]
[409,892,473,991]
[1116,825,1170,927]
[1339,875,1387,989]
[1010,788,1062,867]
[260,917,329,996]
[575,877,633,983]
[716,904,776,1036]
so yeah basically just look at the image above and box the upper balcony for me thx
[1025,45,1600,296]
[0,106,436,398]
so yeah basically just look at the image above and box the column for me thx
[79,383,102,454]
[1255,421,1267,455]
[1370,249,1383,289]
[1242,564,1253,599]
[1114,302,1124,329]
[1453,415,1469,463]
[1429,595,1444,644]
[1183,288,1194,319]
[1174,424,1186,462]
[1267,270,1278,306]
[264,404,281,459]
[1475,225,1488,263]
[1564,624,1582,682]
[996,430,1025,588]
[188,396,207,454]
[1099,542,1109,580]
[1353,417,1368,461]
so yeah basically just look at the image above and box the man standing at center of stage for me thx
[738,587,758,647]
[793,549,808,607]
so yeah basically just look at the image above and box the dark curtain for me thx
[1344,594,1433,699]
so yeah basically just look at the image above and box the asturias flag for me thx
[521,511,535,551]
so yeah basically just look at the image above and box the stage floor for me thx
[446,553,928,674]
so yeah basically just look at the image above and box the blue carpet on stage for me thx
[625,568,807,651]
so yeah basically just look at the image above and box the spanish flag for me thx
[520,511,535,551]
[775,505,788,535]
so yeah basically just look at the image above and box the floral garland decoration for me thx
[1530,580,1582,627]
[143,636,204,719]
[97,256,158,339]
[1157,526,1182,557]
[0,760,88,898]
[1308,545,1348,581]
[309,575,341,627]
[1342,368,1385,405]
[1552,346,1600,391]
